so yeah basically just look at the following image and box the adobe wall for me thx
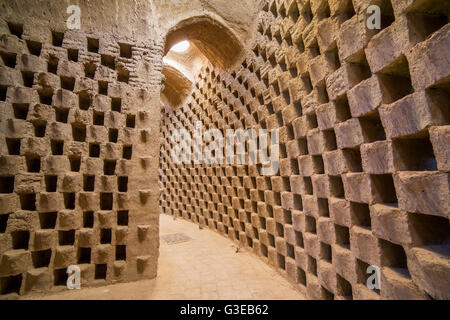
[0,0,448,300]
[0,0,162,296]
[159,0,450,300]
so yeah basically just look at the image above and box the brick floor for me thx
[24,214,305,300]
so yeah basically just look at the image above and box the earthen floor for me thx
[24,214,305,300]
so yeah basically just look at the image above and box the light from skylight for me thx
[170,40,190,53]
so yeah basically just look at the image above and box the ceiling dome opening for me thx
[161,15,243,109]
[164,15,243,70]
[170,40,190,53]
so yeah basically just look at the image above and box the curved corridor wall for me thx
[159,0,450,300]
[0,0,162,296]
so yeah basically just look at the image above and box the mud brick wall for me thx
[0,1,162,297]
[160,0,450,299]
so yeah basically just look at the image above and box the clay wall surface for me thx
[0,0,162,297]
[0,0,448,300]
[160,0,450,300]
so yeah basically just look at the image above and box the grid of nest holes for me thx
[160,0,450,300]
[0,23,138,295]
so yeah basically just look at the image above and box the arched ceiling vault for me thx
[161,65,192,108]
[158,1,264,108]
[164,15,244,71]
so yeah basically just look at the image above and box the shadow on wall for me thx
[162,65,192,107]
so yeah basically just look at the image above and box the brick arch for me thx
[164,15,244,70]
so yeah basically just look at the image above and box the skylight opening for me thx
[170,40,190,53]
